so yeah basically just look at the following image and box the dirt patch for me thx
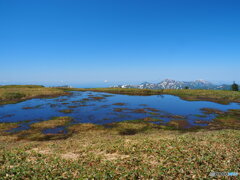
[104,153,130,161]
[61,152,79,160]
[31,148,51,155]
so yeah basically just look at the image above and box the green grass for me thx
[0,85,69,105]
[0,111,239,178]
[0,120,239,178]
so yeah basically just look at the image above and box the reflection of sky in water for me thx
[0,91,239,130]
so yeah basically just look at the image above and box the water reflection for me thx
[0,91,239,131]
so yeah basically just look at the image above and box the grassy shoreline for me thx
[0,85,70,105]
[0,85,239,105]
[62,87,240,104]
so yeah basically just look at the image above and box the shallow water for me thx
[0,91,239,132]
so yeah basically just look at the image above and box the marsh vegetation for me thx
[0,85,69,105]
[0,85,239,178]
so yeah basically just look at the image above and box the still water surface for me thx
[0,91,239,132]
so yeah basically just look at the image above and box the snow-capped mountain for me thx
[113,79,231,90]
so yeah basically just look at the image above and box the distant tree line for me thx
[231,82,239,91]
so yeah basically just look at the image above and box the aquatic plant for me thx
[59,109,73,114]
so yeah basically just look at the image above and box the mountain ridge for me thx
[113,79,231,90]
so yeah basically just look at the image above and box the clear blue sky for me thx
[0,0,240,86]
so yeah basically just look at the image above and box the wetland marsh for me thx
[0,86,239,179]
[1,91,239,134]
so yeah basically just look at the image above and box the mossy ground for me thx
[0,112,239,179]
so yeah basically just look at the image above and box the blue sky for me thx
[0,0,240,86]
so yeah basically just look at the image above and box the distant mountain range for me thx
[112,79,231,90]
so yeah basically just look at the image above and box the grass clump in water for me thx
[11,117,73,141]
[113,103,126,106]
[59,109,73,114]
[31,116,73,129]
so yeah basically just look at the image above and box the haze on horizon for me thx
[1,0,240,86]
